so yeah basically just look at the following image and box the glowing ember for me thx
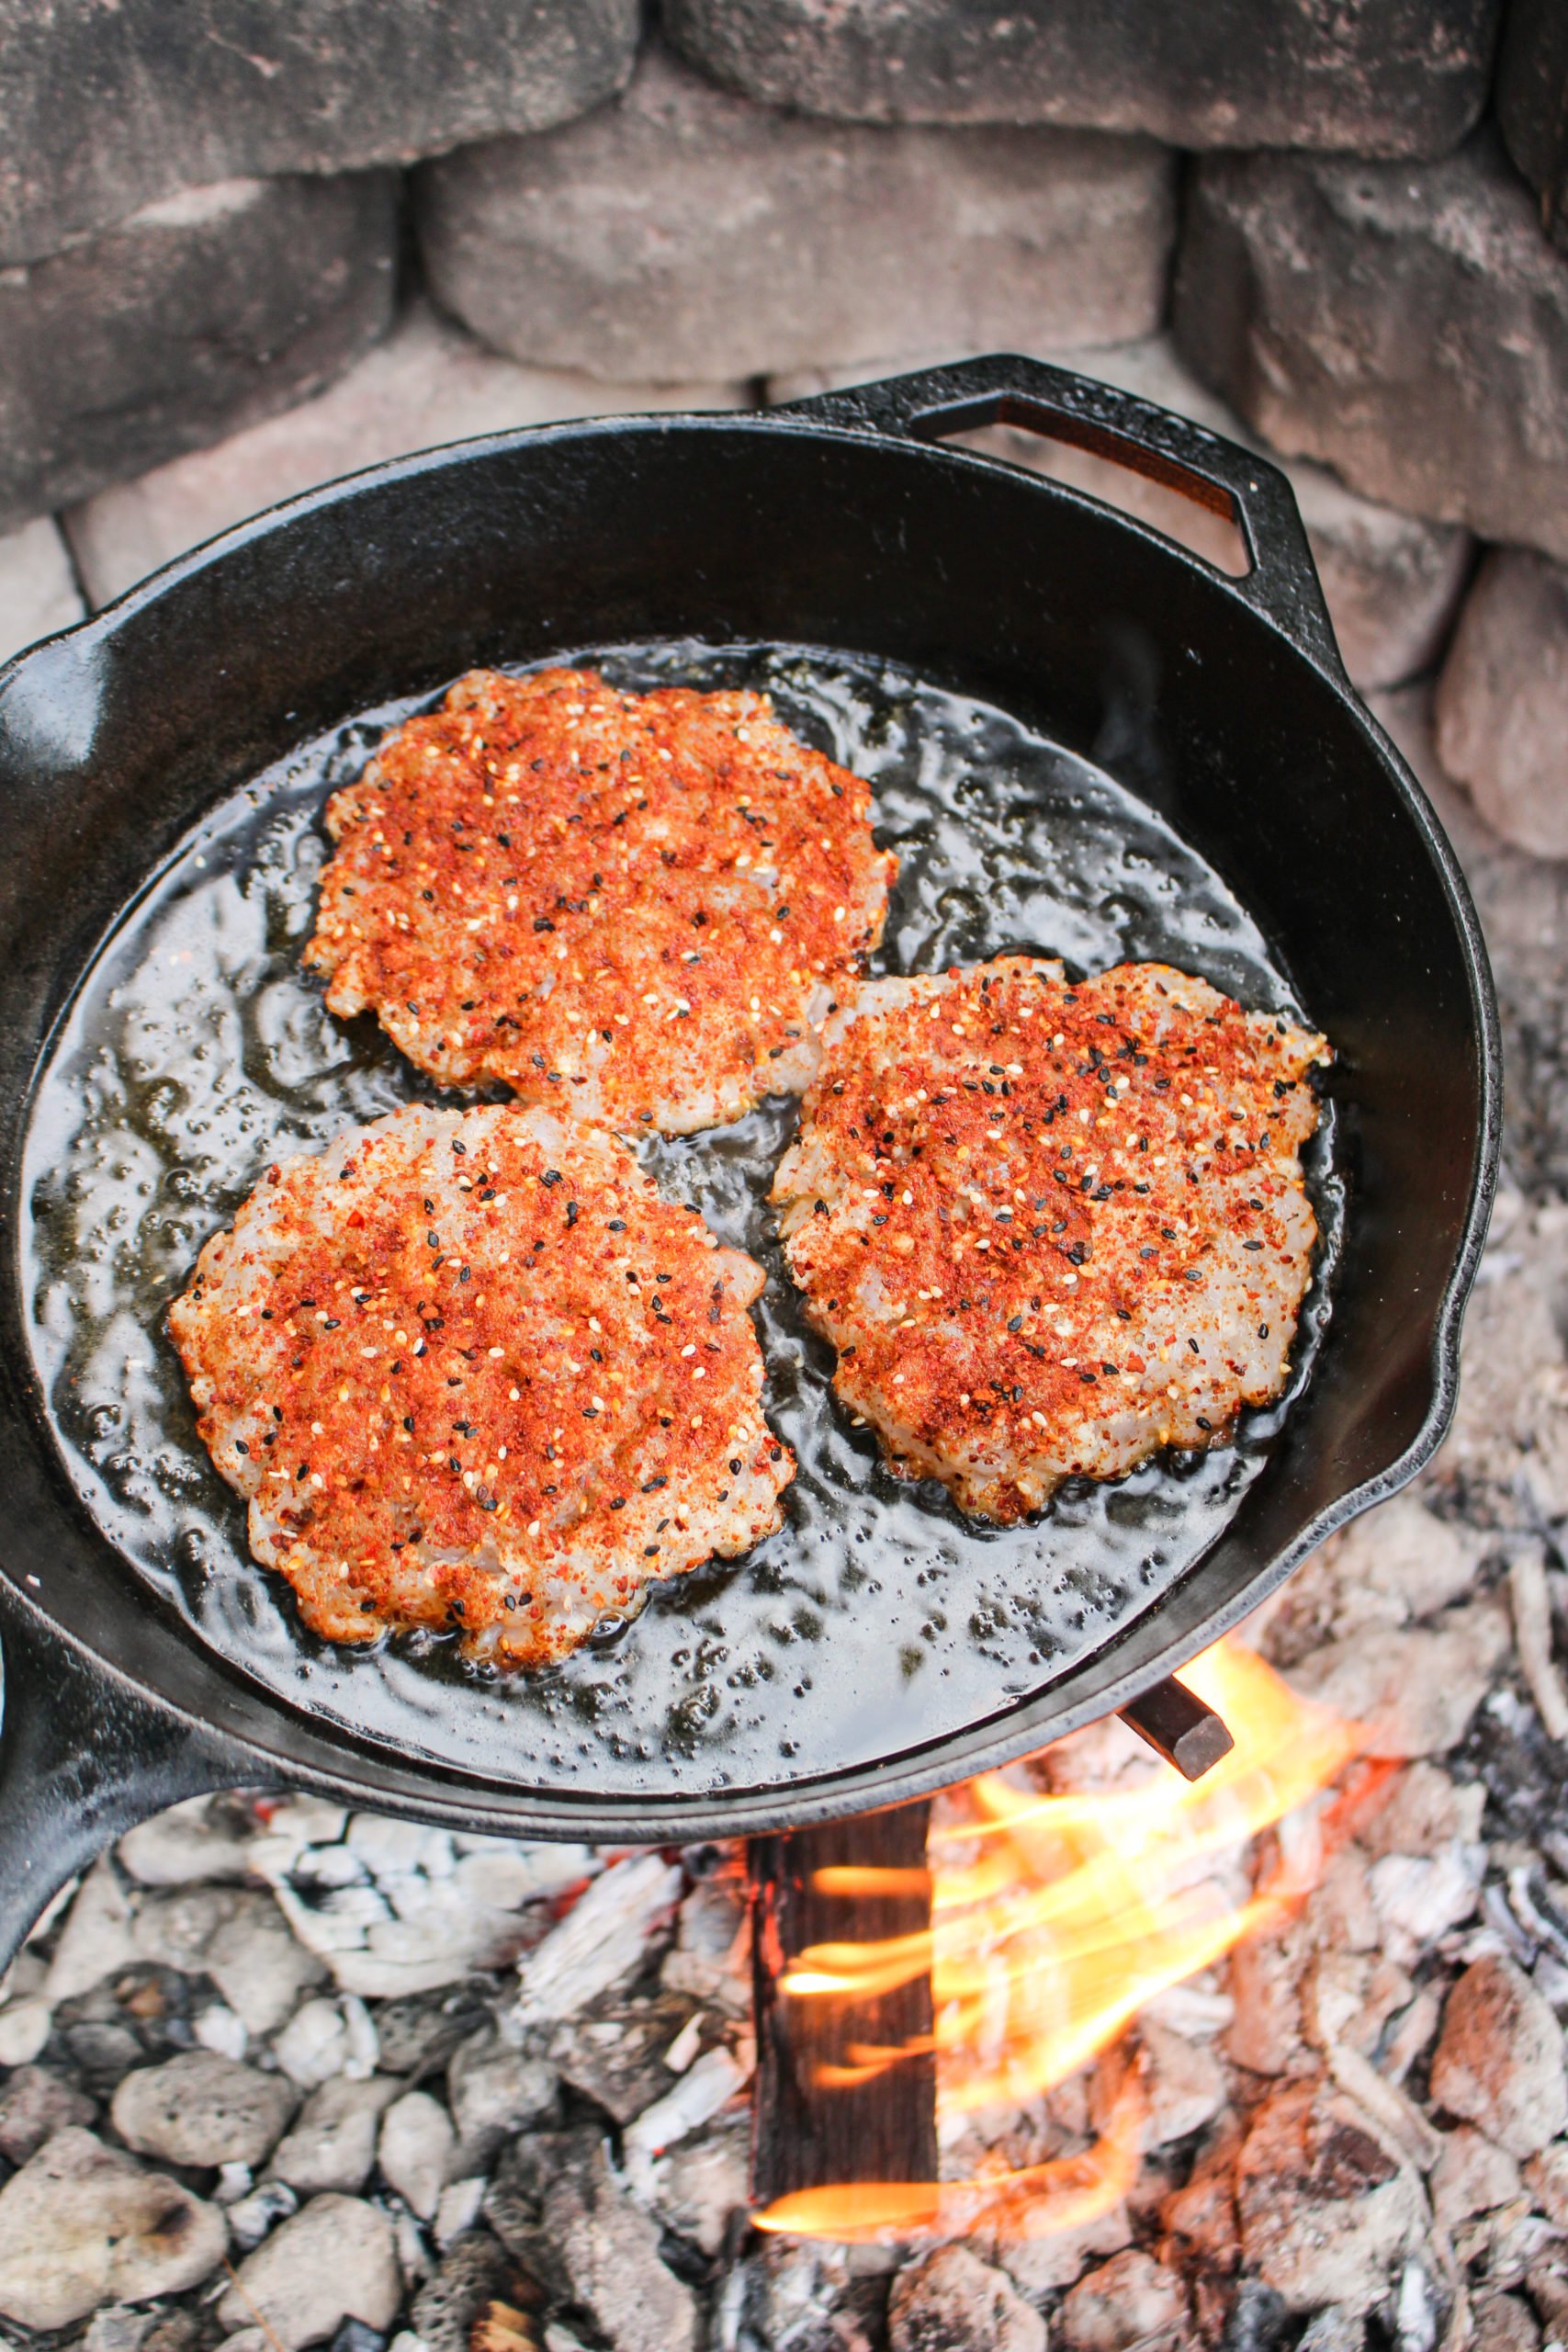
[753,1636,1368,2243]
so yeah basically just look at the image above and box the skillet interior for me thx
[0,394,1497,1838]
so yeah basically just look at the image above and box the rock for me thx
[1433,2126,1526,2229]
[1174,132,1568,564]
[267,2075,400,2197]
[1056,2248,1190,2350]
[990,2200,1133,2297]
[1287,1601,1512,1758]
[0,170,395,535]
[446,2025,558,2171]
[1264,1495,1483,1669]
[432,2177,487,2248]
[1359,1763,1487,1860]
[0,2064,95,2163]
[548,1991,699,2126]
[666,0,1496,157]
[513,1853,683,2025]
[66,297,748,605]
[1235,2081,1425,2313]
[1430,1957,1568,2157]
[1525,2139,1568,2225]
[888,2244,1046,2352]
[1435,548,1568,859]
[218,2194,400,2347]
[0,0,637,265]
[134,1886,327,2037]
[378,2088,457,2219]
[0,1995,52,2066]
[117,1796,255,1886]
[418,41,1174,384]
[226,2178,299,2253]
[1472,2295,1544,2352]
[0,514,83,664]
[45,1856,139,2003]
[1497,0,1568,250]
[111,2051,295,2168]
[273,1995,378,2089]
[0,2126,226,2329]
[485,2128,699,2352]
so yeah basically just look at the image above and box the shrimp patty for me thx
[169,1103,794,1666]
[772,956,1328,1521]
[304,667,896,1135]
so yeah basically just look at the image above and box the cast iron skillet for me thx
[0,357,1499,1962]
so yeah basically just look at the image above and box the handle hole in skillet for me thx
[926,391,1252,579]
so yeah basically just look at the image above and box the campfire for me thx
[751,1637,1370,2245]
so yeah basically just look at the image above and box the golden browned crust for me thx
[772,957,1328,1521]
[168,1103,794,1665]
[303,667,897,1136]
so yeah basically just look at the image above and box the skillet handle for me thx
[776,354,1345,677]
[0,1578,257,1972]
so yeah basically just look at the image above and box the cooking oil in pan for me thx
[21,643,1342,1794]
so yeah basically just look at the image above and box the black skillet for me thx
[0,357,1499,1964]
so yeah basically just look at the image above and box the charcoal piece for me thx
[667,0,1499,159]
[0,170,394,533]
[548,1990,701,2126]
[1498,0,1568,250]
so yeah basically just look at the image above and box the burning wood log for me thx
[749,1800,938,2206]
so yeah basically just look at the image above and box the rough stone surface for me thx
[1174,131,1568,562]
[110,2052,295,2169]
[0,0,637,266]
[0,514,83,665]
[667,0,1498,157]
[0,170,395,534]
[446,2025,558,2171]
[1435,548,1568,859]
[65,299,748,606]
[266,2075,400,2196]
[217,2194,400,2348]
[888,2244,1046,2352]
[1498,0,1568,249]
[419,42,1175,383]
[1287,1602,1512,1757]
[378,2088,456,2220]
[0,2127,226,2330]
[485,2128,699,2352]
[1235,2083,1425,2314]
[1429,1957,1568,2158]
[1055,2248,1190,2349]
[771,334,1472,690]
[0,2064,95,2165]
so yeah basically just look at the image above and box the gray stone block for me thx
[0,172,395,535]
[0,0,637,266]
[418,42,1175,384]
[1435,547,1568,859]
[1498,0,1568,251]
[1173,132,1568,563]
[65,299,749,607]
[666,0,1499,159]
[772,338,1472,690]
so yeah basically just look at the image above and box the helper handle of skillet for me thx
[0,1577,262,1971]
[776,354,1346,680]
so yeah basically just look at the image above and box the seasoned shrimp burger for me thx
[169,1103,794,1666]
[304,666,897,1136]
[772,955,1328,1521]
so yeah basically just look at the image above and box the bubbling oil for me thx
[21,643,1341,1794]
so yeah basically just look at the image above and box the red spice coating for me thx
[772,956,1329,1521]
[168,1103,794,1666]
[304,666,896,1135]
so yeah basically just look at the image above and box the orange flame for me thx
[754,1636,1370,2243]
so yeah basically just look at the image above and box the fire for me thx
[753,1636,1370,2243]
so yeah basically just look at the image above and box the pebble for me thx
[0,2062,95,2163]
[268,2075,401,2195]
[118,1796,255,1886]
[226,2178,299,2252]
[378,2088,457,2220]
[217,2193,401,2348]
[888,2244,1046,2352]
[112,2051,295,2168]
[1429,1956,1568,2158]
[431,2174,486,2248]
[1055,2248,1190,2351]
[134,1886,327,2038]
[274,1995,378,2088]
[45,1860,139,2003]
[0,2126,226,2330]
